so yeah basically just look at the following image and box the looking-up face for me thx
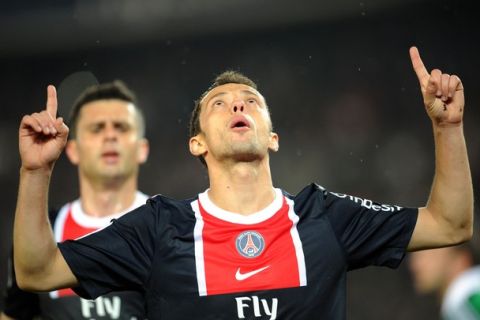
[190,83,278,164]
[66,99,149,182]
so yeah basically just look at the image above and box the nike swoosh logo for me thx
[235,266,270,281]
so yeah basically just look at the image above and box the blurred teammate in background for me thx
[1,81,150,319]
[409,238,480,319]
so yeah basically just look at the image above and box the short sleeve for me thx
[58,199,159,299]
[324,190,418,270]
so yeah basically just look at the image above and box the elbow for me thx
[451,228,473,245]
[14,266,50,292]
[459,208,474,243]
[15,273,36,292]
[442,203,474,245]
[16,274,52,292]
[460,222,474,243]
[447,218,474,245]
[14,262,35,291]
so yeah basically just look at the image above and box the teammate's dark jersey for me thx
[58,184,418,320]
[2,192,148,320]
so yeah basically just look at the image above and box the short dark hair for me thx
[68,80,145,139]
[189,71,258,139]
[189,71,259,166]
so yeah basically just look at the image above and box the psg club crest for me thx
[236,231,265,258]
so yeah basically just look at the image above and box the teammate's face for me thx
[190,83,278,164]
[66,99,148,182]
[408,247,457,294]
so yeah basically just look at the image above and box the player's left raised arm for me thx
[408,46,473,251]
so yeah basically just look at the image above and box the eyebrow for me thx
[241,90,260,97]
[85,119,133,126]
[206,92,227,103]
[204,89,261,105]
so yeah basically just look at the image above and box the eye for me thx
[247,99,256,104]
[115,122,131,132]
[213,100,224,107]
[89,123,104,133]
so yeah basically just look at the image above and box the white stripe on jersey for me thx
[191,200,207,296]
[286,197,307,287]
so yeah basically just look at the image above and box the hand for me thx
[409,46,464,127]
[19,85,69,171]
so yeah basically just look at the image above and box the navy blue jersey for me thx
[2,193,148,320]
[59,184,418,319]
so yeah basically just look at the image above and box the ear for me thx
[65,140,80,165]
[189,134,207,157]
[268,132,279,152]
[137,138,150,164]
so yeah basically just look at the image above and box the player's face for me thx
[408,248,456,294]
[191,83,278,164]
[67,99,148,182]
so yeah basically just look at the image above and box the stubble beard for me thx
[225,139,265,163]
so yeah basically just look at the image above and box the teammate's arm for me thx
[407,47,473,251]
[14,85,78,291]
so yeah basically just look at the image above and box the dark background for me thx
[1,0,478,318]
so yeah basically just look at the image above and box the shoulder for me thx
[283,183,327,201]
[281,183,328,216]
[148,193,198,208]
[134,194,199,233]
[144,193,199,220]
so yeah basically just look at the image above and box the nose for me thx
[232,100,245,113]
[104,124,118,140]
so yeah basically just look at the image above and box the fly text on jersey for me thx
[235,296,278,320]
[81,296,122,319]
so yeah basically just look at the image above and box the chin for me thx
[99,168,124,177]
[231,154,260,162]
[231,149,265,162]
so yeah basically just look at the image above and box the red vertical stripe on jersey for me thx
[56,209,97,298]
[198,197,301,296]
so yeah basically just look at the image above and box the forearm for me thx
[0,313,14,320]
[426,123,473,242]
[13,167,58,289]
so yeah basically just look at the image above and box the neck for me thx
[207,157,275,215]
[78,174,138,217]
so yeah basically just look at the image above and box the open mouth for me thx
[230,116,251,129]
[101,151,120,163]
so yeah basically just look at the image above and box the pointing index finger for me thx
[409,46,429,86]
[46,85,58,118]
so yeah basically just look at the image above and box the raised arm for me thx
[407,47,473,251]
[14,85,78,291]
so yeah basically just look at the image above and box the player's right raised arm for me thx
[14,85,77,291]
